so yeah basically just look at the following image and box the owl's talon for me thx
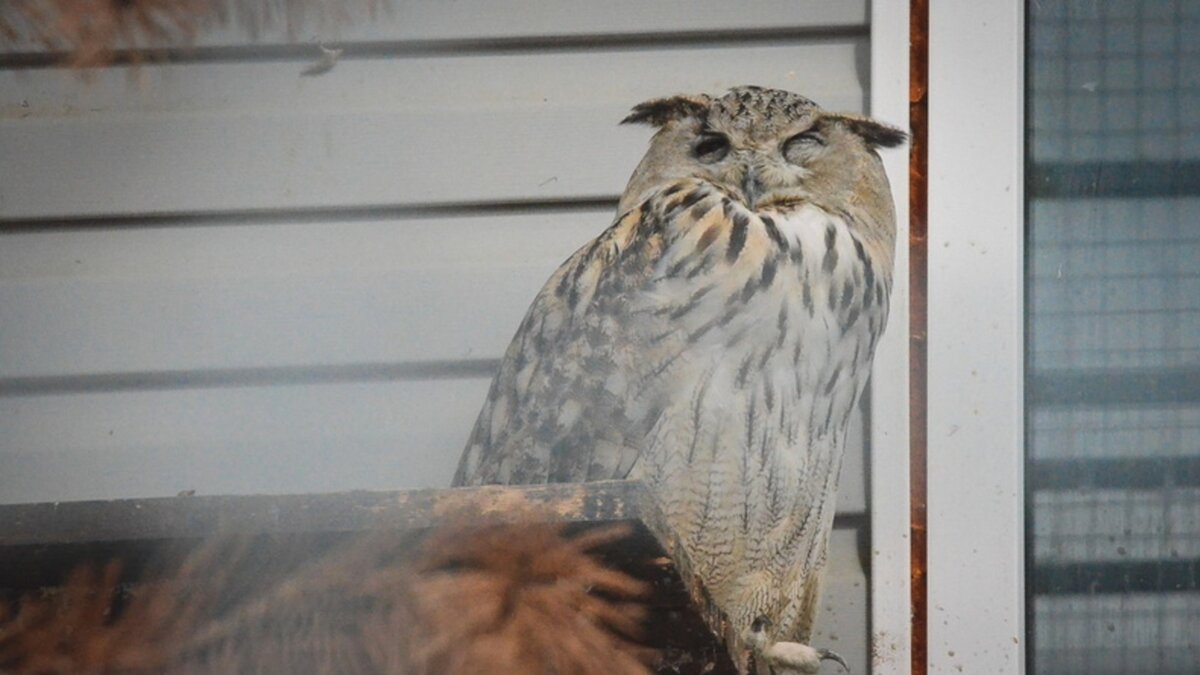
[816,648,849,673]
[757,642,849,674]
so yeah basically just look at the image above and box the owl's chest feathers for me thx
[633,197,889,511]
[643,197,888,422]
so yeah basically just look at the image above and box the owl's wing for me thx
[453,180,737,486]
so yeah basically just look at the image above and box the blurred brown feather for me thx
[0,0,380,67]
[0,520,653,674]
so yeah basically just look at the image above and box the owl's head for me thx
[618,86,906,214]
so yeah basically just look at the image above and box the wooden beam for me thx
[0,481,738,675]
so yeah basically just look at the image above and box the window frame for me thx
[927,2,1027,673]
[867,1,913,673]
[869,2,1028,673]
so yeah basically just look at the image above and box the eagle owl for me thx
[454,86,904,672]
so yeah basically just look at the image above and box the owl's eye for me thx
[692,133,731,163]
[783,131,825,163]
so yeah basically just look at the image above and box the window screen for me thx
[1026,1,1200,673]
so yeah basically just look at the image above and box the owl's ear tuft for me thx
[829,114,909,148]
[621,95,711,127]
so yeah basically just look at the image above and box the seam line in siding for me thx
[0,196,621,233]
[0,25,869,69]
[0,359,502,396]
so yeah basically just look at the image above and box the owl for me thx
[453,86,904,672]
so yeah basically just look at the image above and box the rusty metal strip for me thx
[909,0,929,673]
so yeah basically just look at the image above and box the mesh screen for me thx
[1027,1,1200,672]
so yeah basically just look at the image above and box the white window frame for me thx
[869,2,1026,674]
[867,1,913,673]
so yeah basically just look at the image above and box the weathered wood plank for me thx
[0,480,656,546]
[0,480,868,672]
[0,480,742,674]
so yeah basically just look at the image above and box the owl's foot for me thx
[747,617,850,674]
[761,642,848,674]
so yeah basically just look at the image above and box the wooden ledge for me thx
[0,481,738,674]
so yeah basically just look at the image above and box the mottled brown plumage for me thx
[0,522,650,675]
[454,86,904,671]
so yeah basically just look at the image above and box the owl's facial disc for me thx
[618,87,905,214]
[690,119,826,210]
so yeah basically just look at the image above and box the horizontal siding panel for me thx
[0,41,867,219]
[0,378,489,505]
[0,212,602,378]
[0,0,867,52]
[0,213,869,514]
[0,380,867,515]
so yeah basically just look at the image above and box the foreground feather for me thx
[0,0,380,66]
[0,521,651,674]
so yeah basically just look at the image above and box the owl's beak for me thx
[741,166,764,208]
